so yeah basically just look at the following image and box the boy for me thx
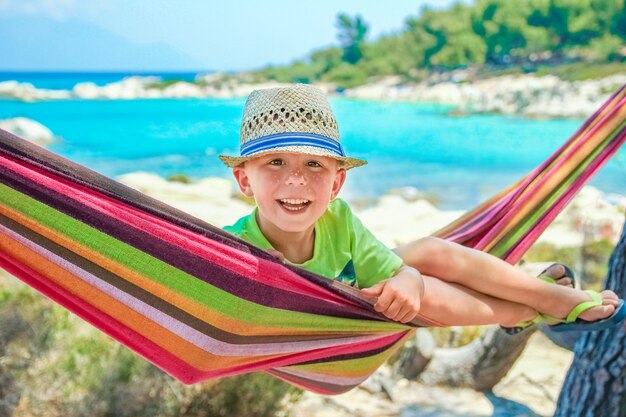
[221,83,625,331]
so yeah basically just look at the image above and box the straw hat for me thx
[219,84,366,170]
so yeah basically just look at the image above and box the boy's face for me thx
[233,152,346,234]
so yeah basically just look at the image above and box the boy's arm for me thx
[360,264,424,323]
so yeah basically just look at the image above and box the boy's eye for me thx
[269,159,284,166]
[307,161,322,168]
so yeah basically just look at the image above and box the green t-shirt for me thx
[223,198,403,288]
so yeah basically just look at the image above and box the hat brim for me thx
[219,145,367,170]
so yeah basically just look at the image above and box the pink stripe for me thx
[0,250,202,384]
[272,366,369,386]
[1,223,390,356]
[2,154,358,307]
[505,128,626,263]
[475,98,625,249]
[0,246,408,389]
[216,330,409,380]
[265,369,353,395]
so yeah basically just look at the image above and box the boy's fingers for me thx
[392,301,419,322]
[399,309,418,324]
[372,285,395,312]
[361,281,386,297]
[382,298,404,319]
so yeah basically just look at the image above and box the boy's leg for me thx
[394,237,620,322]
[418,274,537,326]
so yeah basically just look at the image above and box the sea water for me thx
[1,72,624,209]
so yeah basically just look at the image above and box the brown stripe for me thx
[0,229,292,372]
[0,211,356,344]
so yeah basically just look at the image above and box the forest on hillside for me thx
[253,0,626,87]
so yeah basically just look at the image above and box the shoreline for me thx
[1,73,625,118]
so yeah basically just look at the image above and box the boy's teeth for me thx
[280,199,309,204]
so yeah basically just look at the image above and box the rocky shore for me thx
[1,72,625,118]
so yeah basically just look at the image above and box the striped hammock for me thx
[0,85,624,394]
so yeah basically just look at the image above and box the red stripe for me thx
[1,154,357,307]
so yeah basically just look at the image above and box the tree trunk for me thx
[394,324,538,391]
[417,326,537,391]
[554,221,626,417]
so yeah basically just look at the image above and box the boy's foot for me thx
[503,263,625,333]
[547,291,626,332]
[545,284,621,325]
[501,263,575,334]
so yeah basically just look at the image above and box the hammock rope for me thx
[0,84,624,394]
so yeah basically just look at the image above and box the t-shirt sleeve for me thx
[343,202,404,288]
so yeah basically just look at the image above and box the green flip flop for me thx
[547,292,626,332]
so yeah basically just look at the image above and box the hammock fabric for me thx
[0,85,624,395]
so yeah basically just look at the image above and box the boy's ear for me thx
[233,166,254,197]
[330,168,347,200]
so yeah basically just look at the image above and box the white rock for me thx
[0,117,56,146]
[73,82,101,99]
[0,80,71,101]
[3,73,624,118]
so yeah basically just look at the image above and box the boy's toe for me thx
[542,263,575,288]
[547,263,565,277]
[555,277,572,286]
[580,303,615,322]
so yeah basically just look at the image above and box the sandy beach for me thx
[290,331,574,417]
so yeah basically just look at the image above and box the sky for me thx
[0,0,462,72]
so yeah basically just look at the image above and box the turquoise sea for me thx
[1,72,625,209]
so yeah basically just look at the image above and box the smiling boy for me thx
[221,83,625,331]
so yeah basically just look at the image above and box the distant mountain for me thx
[0,15,204,71]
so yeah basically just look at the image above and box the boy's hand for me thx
[360,265,424,323]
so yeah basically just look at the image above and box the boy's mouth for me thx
[277,198,311,212]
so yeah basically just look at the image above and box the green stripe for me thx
[0,183,404,334]
[488,122,623,258]
[290,331,412,373]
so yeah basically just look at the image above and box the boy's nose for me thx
[285,170,307,186]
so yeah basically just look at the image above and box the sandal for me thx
[547,292,626,332]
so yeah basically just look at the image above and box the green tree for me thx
[473,0,550,63]
[407,3,486,69]
[527,0,621,57]
[360,33,422,78]
[309,47,343,78]
[406,7,448,67]
[336,13,369,64]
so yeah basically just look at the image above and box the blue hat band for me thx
[240,132,346,157]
